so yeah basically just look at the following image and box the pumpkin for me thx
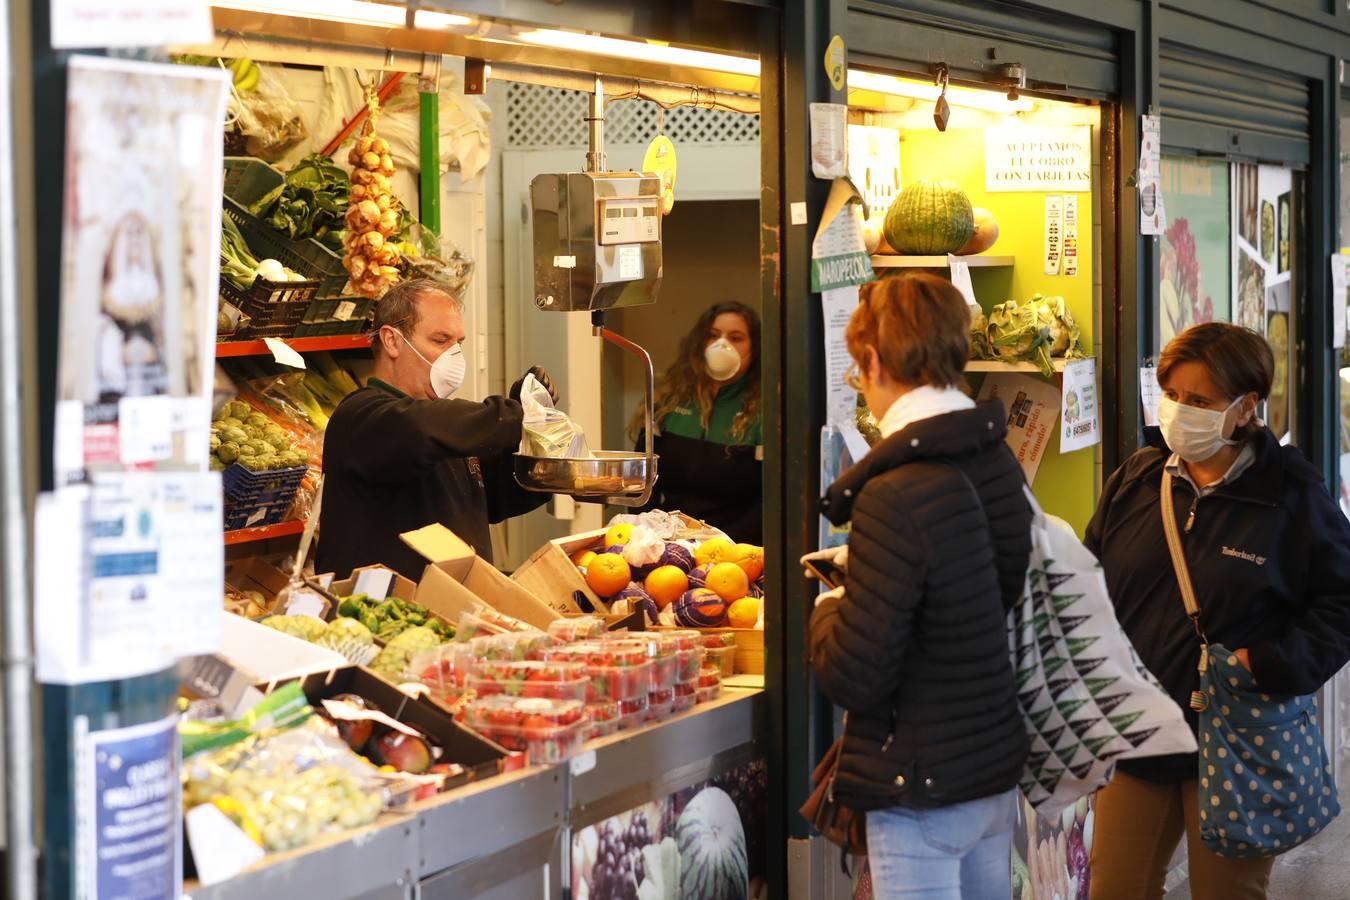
[883,180,974,255]
[674,588,728,628]
[956,207,1000,255]
[677,787,749,899]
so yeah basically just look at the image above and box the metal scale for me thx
[514,78,661,506]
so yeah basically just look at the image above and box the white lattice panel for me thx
[505,82,759,148]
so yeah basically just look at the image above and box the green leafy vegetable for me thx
[249,154,350,252]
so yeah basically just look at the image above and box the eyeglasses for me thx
[845,363,863,392]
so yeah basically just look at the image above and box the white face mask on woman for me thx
[399,332,466,399]
[1157,395,1241,462]
[704,337,742,381]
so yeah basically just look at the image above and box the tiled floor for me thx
[1164,775,1350,899]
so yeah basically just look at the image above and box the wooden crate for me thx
[509,528,609,617]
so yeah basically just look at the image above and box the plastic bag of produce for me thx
[519,374,591,458]
[231,63,308,161]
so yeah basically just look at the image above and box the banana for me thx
[229,58,260,93]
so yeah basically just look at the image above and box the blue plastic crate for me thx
[222,463,308,531]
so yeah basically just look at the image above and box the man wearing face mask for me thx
[632,301,763,543]
[1084,322,1350,899]
[316,279,555,580]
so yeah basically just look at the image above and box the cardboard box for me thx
[316,526,561,634]
[400,524,560,631]
[510,514,724,618]
[182,614,348,715]
[509,528,609,617]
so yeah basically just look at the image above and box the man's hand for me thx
[510,366,560,406]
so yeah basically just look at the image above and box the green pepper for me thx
[360,610,381,633]
[337,597,362,619]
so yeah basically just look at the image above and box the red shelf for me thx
[215,334,370,358]
[225,519,306,545]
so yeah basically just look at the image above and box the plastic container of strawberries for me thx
[460,696,589,765]
[673,680,697,713]
[585,701,621,739]
[467,660,589,703]
[548,616,607,644]
[616,695,650,731]
[543,641,653,704]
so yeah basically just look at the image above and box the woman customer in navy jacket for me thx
[1086,323,1350,899]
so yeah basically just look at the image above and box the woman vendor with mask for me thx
[634,301,763,544]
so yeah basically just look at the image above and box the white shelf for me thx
[964,359,1073,374]
[870,254,1015,269]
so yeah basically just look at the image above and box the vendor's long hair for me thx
[634,301,761,441]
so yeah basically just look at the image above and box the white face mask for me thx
[704,337,742,382]
[399,331,466,399]
[1157,395,1241,462]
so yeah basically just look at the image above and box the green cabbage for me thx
[970,295,1085,377]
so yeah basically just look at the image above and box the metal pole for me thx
[586,75,606,174]
[0,0,37,891]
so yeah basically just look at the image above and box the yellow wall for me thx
[899,128,1098,533]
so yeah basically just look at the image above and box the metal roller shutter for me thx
[1159,43,1310,165]
[846,0,1120,99]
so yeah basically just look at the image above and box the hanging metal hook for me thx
[933,63,951,131]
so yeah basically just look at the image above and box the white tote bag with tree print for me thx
[1011,489,1196,816]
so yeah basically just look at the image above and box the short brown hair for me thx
[370,278,461,354]
[847,273,970,389]
[1159,322,1274,438]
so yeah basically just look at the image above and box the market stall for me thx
[161,3,778,897]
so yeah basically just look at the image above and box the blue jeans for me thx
[865,789,1017,900]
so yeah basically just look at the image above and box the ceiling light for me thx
[848,69,1033,114]
[513,29,760,78]
[212,1,472,29]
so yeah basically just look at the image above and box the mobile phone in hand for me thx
[804,558,846,590]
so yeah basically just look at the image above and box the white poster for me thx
[35,472,224,685]
[1063,195,1080,278]
[1140,115,1164,235]
[978,374,1061,485]
[52,0,211,50]
[810,102,848,179]
[1044,196,1064,276]
[847,124,901,229]
[1060,358,1100,452]
[1140,366,1163,427]
[1333,255,1348,350]
[822,286,861,426]
[985,125,1092,193]
[811,178,874,291]
[56,57,228,483]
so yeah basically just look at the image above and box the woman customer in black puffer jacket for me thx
[809,273,1032,899]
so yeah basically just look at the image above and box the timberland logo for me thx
[1222,546,1266,566]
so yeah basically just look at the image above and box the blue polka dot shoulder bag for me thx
[1161,471,1340,858]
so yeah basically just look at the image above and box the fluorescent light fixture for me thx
[212,0,472,29]
[513,29,760,78]
[848,69,1033,114]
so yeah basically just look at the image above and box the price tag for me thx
[570,749,598,776]
[947,257,978,308]
[791,202,808,226]
[185,804,265,886]
[263,338,306,370]
[285,590,326,620]
[321,698,422,738]
[334,301,357,322]
[354,567,395,600]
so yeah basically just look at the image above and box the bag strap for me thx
[1160,470,1211,711]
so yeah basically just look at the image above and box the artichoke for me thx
[217,442,241,464]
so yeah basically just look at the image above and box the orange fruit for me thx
[727,596,760,629]
[604,523,634,548]
[644,565,691,609]
[585,553,632,598]
[570,549,598,570]
[705,562,750,602]
[694,537,735,567]
[726,544,764,582]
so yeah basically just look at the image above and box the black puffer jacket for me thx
[810,401,1032,810]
